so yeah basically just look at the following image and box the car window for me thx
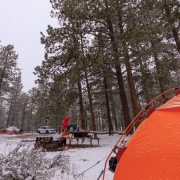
[46,126,52,129]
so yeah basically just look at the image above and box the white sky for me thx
[0,0,58,92]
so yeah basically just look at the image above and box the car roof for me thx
[44,126,50,127]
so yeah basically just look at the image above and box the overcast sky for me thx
[0,0,58,92]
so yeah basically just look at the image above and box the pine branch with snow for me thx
[0,144,71,180]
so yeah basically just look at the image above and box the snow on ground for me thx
[0,132,129,180]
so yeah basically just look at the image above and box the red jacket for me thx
[62,116,70,131]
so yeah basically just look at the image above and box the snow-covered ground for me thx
[0,132,129,180]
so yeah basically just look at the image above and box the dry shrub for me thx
[0,143,71,180]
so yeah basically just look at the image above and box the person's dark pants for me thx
[61,139,66,146]
[61,129,67,146]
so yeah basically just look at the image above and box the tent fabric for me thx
[113,94,180,180]
[158,94,180,109]
[0,129,13,135]
[6,126,20,132]
[0,126,20,135]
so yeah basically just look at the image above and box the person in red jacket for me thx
[62,115,70,131]
[61,115,70,146]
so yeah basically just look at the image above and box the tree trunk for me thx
[77,80,85,129]
[6,102,12,128]
[105,17,132,129]
[153,52,166,98]
[115,65,132,128]
[21,108,26,130]
[118,14,139,117]
[84,69,97,134]
[0,53,8,92]
[113,108,118,131]
[151,40,166,98]
[104,76,113,135]
[11,108,15,126]
[109,90,118,131]
[29,106,33,132]
[138,45,151,103]
[164,3,180,54]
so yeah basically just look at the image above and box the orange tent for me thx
[0,126,21,135]
[113,92,180,179]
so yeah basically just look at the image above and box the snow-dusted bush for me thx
[0,143,71,180]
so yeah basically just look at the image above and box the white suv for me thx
[37,126,56,134]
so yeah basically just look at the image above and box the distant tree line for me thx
[0,44,36,131]
[34,0,180,134]
[0,0,180,134]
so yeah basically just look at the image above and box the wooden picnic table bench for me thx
[61,130,100,146]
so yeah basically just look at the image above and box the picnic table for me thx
[61,130,100,146]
